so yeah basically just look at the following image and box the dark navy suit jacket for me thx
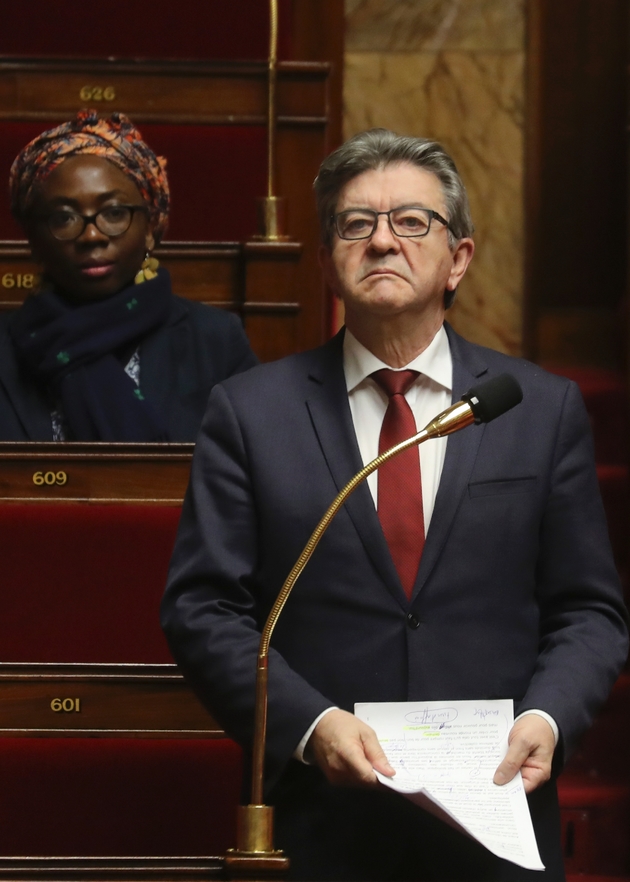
[162,324,627,878]
[0,295,257,441]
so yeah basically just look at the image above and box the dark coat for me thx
[162,324,628,880]
[0,295,258,441]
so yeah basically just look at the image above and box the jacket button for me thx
[407,613,420,629]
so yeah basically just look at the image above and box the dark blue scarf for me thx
[10,269,173,441]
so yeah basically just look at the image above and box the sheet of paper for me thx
[355,699,544,871]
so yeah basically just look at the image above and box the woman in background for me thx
[0,109,257,441]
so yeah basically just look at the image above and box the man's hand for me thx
[493,714,555,793]
[306,709,395,788]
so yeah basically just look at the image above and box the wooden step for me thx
[0,857,223,882]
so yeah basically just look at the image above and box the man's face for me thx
[320,162,473,329]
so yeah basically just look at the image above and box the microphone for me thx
[463,373,524,424]
[225,373,523,875]
[421,372,523,440]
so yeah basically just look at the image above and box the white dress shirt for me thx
[344,326,451,528]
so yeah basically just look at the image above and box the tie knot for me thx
[371,368,419,398]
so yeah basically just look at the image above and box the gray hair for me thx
[313,129,473,307]
[313,129,474,248]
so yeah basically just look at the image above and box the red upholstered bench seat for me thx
[558,775,630,876]
[543,366,628,465]
[558,777,630,809]
[1,0,293,60]
[559,673,630,875]
[0,504,181,663]
[0,737,242,856]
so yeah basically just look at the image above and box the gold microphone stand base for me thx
[224,852,289,877]
[251,196,291,242]
[224,804,290,878]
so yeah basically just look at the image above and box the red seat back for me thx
[0,504,180,663]
[0,737,242,856]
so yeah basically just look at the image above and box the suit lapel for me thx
[413,325,490,596]
[302,324,494,605]
[304,333,405,603]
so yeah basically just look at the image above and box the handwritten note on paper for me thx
[354,699,544,871]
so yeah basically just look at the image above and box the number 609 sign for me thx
[32,471,68,486]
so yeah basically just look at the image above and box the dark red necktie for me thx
[372,369,425,599]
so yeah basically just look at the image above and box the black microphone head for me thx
[462,373,523,424]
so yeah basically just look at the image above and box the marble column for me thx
[344,0,526,356]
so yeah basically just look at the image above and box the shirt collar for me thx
[343,325,452,394]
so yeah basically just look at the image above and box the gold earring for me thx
[134,253,159,285]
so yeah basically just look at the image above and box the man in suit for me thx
[162,129,628,881]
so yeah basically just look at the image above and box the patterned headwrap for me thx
[9,109,170,242]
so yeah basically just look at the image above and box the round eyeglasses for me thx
[41,205,149,241]
[332,206,451,241]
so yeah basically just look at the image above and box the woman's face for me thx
[26,155,155,305]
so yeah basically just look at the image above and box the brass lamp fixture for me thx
[253,0,290,242]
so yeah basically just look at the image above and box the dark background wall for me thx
[526,0,629,369]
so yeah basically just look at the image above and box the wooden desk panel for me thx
[0,242,241,311]
[0,241,302,361]
[155,243,240,306]
[0,59,328,125]
[0,664,222,738]
[0,242,302,308]
[0,443,193,503]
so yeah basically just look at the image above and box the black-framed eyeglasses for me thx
[40,205,149,241]
[332,206,451,241]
